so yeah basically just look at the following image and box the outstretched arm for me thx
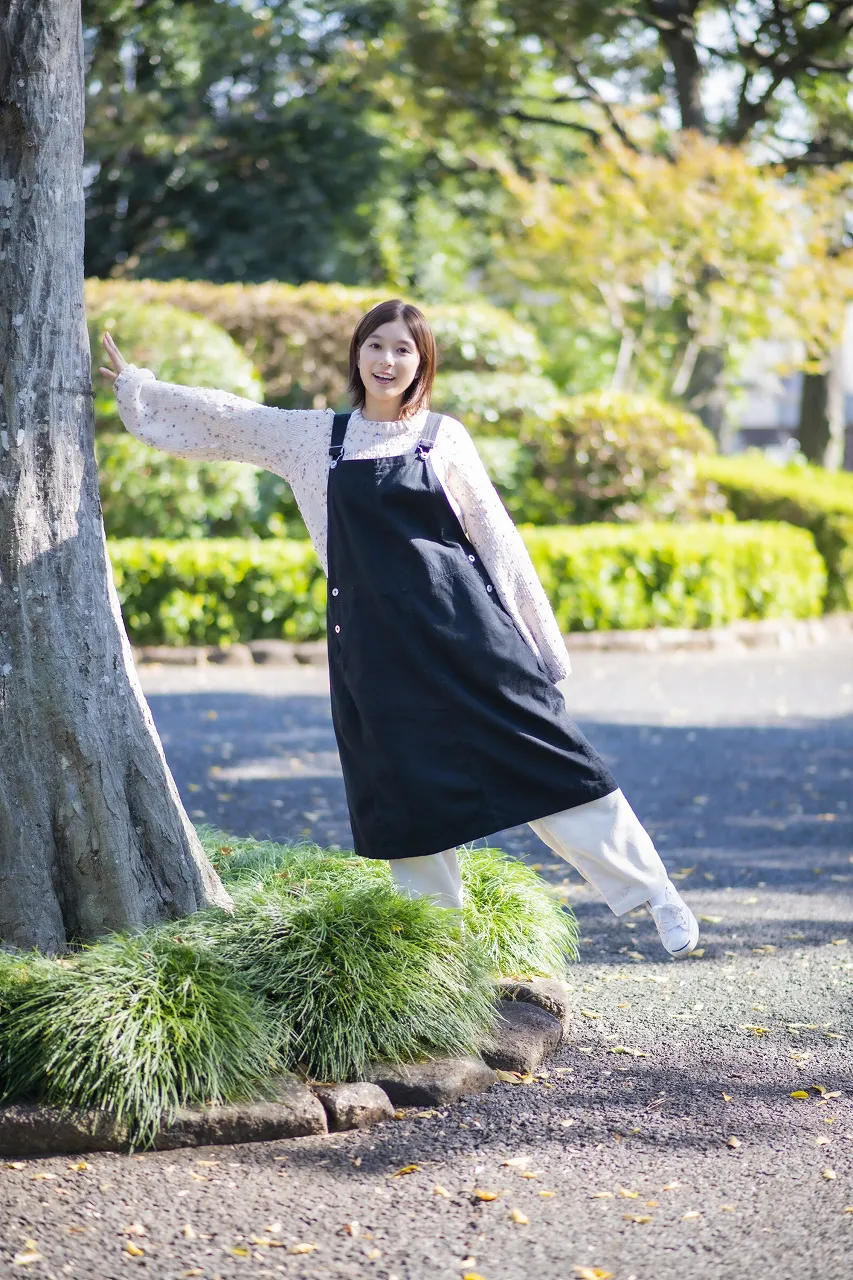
[437,416,571,684]
[99,333,327,474]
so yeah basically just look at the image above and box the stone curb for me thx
[132,614,852,667]
[0,981,568,1159]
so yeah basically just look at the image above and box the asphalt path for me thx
[2,642,852,1280]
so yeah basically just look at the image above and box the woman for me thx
[100,298,698,956]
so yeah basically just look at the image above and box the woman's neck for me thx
[361,393,408,422]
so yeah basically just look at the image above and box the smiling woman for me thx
[103,295,699,959]
[347,299,437,421]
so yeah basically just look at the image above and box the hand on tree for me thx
[98,332,128,383]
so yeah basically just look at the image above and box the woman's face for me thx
[358,320,420,410]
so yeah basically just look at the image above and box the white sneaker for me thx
[646,881,699,958]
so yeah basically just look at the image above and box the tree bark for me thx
[798,346,846,470]
[647,1,707,134]
[0,0,230,952]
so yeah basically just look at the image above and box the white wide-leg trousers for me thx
[389,788,668,915]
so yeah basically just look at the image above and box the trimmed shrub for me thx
[107,522,826,648]
[85,279,543,408]
[86,291,263,430]
[109,538,326,646]
[522,522,825,632]
[96,433,260,540]
[698,454,853,611]
[433,370,564,437]
[520,391,723,525]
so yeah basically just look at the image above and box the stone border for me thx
[0,981,569,1159]
[132,614,852,667]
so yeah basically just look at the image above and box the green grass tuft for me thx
[460,845,578,979]
[199,879,496,1083]
[0,933,282,1146]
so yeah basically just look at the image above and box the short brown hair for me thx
[347,299,437,416]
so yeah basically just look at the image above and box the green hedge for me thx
[86,292,263,431]
[698,454,853,611]
[86,279,543,409]
[522,522,825,633]
[433,370,564,437]
[109,522,825,647]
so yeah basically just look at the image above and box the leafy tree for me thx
[82,0,387,283]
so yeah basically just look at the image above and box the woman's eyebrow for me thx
[368,331,413,347]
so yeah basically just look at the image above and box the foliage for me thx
[433,371,564,436]
[523,522,826,633]
[698,454,853,611]
[0,935,281,1146]
[499,137,795,402]
[85,279,543,408]
[107,521,826,649]
[96,434,260,539]
[86,286,262,430]
[460,846,578,979]
[108,538,327,646]
[81,0,386,284]
[518,391,722,525]
[200,828,575,983]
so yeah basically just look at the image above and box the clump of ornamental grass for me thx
[199,825,386,893]
[460,845,579,979]
[201,879,496,1083]
[0,932,283,1146]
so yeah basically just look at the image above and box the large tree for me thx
[81,0,388,284]
[0,0,230,952]
[377,2,853,453]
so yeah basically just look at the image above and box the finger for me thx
[98,368,117,381]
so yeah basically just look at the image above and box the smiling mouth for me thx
[373,372,395,383]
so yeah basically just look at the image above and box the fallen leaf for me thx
[538,1190,556,1197]
[823,1168,837,1180]
[559,1118,576,1127]
[31,1171,55,1181]
[508,1207,529,1224]
[67,1160,89,1172]
[433,1183,450,1197]
[573,1269,613,1280]
[722,1093,733,1102]
[519,1170,538,1179]
[472,1188,500,1201]
[181,1271,203,1278]
[816,1137,830,1146]
[617,1187,639,1198]
[5,1162,26,1170]
[413,1110,441,1119]
[390,1164,420,1177]
[741,1025,771,1035]
[580,1009,601,1019]
[65,1227,87,1235]
[123,1223,146,1237]
[182,1225,197,1239]
[608,1045,647,1058]
[662,1181,680,1191]
[124,1243,145,1257]
[623,1213,653,1224]
[698,914,723,924]
[365,1246,381,1260]
[682,1211,702,1220]
[341,1222,359,1237]
[462,1273,488,1280]
[727,1136,742,1149]
[844,1206,853,1214]
[188,1171,208,1182]
[290,1242,317,1254]
[720,1205,736,1212]
[592,1191,615,1199]
[790,1090,810,1099]
[231,1246,251,1257]
[12,1241,43,1268]
[687,948,706,958]
[831,938,848,946]
[495,1069,535,1084]
[502,1156,531,1168]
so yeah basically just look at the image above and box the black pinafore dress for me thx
[326,410,616,861]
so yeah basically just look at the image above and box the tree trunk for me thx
[683,345,731,446]
[648,1,707,134]
[798,346,846,470]
[0,0,230,952]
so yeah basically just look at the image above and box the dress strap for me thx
[415,411,444,460]
[328,412,352,467]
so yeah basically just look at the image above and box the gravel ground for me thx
[2,643,852,1280]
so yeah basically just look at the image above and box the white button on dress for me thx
[332,587,339,596]
[334,624,341,633]
[468,554,476,562]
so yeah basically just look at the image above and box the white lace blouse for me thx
[113,366,571,682]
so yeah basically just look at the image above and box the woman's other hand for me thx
[98,332,128,383]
